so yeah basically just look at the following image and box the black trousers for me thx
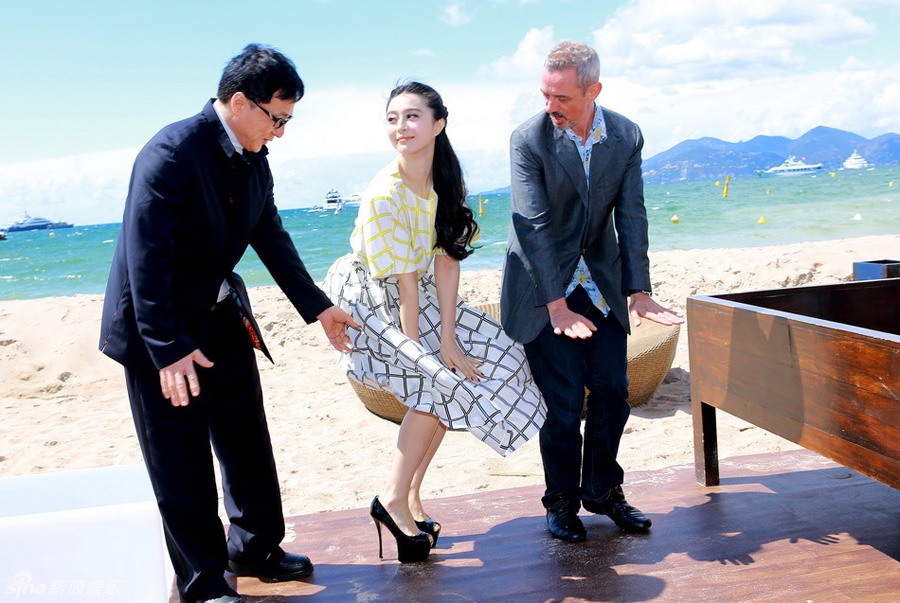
[125,298,284,601]
[524,299,630,508]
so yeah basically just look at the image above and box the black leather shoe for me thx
[198,597,243,603]
[227,549,313,583]
[545,494,586,542]
[582,485,652,533]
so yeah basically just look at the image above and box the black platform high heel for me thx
[415,519,441,548]
[370,497,432,563]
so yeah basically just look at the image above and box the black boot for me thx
[544,493,586,542]
[582,485,651,533]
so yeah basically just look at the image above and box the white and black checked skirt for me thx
[323,253,545,456]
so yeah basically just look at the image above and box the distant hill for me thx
[474,126,900,190]
[476,185,510,195]
[642,126,900,183]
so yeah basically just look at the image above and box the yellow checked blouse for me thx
[351,158,445,279]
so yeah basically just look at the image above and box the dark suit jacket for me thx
[100,100,331,371]
[500,107,651,345]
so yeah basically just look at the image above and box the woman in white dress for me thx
[323,82,545,563]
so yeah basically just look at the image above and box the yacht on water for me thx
[842,150,870,170]
[757,156,823,177]
[4,213,74,232]
[323,189,343,211]
[310,189,361,213]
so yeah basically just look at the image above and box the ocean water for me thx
[1,166,898,301]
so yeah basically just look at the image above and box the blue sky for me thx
[1,0,898,225]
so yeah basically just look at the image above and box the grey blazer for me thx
[500,107,651,345]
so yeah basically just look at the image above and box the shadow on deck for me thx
[178,449,900,602]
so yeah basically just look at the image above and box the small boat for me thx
[0,230,6,241]
[842,150,870,170]
[4,213,74,232]
[756,156,823,176]
[324,189,343,211]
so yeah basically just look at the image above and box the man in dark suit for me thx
[501,41,683,543]
[99,44,356,603]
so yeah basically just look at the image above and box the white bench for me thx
[0,464,172,601]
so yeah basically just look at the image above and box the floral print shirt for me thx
[563,103,610,316]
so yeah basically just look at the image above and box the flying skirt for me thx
[322,253,546,457]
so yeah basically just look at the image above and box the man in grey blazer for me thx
[501,41,683,542]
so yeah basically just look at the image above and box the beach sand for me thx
[1,234,897,519]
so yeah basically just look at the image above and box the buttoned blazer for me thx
[500,107,651,345]
[100,100,331,371]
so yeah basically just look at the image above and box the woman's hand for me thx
[440,338,483,382]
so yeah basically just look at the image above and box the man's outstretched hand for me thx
[317,305,359,353]
[628,292,684,327]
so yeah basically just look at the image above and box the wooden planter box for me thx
[687,278,900,489]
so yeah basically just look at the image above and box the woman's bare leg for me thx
[408,422,446,521]
[380,409,443,535]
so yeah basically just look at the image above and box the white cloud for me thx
[592,0,876,84]
[439,83,531,154]
[600,60,900,157]
[467,4,898,161]
[478,26,555,80]
[274,84,389,160]
[0,86,395,225]
[0,149,138,226]
[547,0,899,155]
[440,2,472,27]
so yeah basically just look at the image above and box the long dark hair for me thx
[388,82,478,261]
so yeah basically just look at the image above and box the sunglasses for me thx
[248,97,292,129]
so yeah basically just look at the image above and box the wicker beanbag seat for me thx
[349,302,680,424]
[620,314,681,407]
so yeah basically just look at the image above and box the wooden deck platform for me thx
[176,449,900,602]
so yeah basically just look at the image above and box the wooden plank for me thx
[691,305,900,406]
[172,450,900,603]
[690,327,899,459]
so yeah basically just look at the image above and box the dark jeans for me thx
[524,301,630,509]
[125,297,284,601]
